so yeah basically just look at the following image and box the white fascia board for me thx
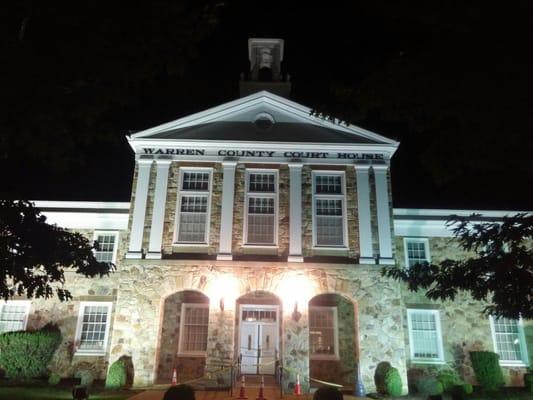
[128,91,399,147]
[393,208,530,218]
[33,201,130,210]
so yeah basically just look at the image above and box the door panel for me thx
[240,323,258,374]
[259,324,277,375]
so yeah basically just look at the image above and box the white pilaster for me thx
[373,164,395,265]
[126,159,153,259]
[146,159,172,259]
[354,163,374,264]
[288,163,304,262]
[217,161,238,260]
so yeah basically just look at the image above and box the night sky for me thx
[2,1,533,210]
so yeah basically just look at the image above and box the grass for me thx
[396,386,532,400]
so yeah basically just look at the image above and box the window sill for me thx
[410,359,446,365]
[242,244,279,248]
[173,243,209,247]
[312,246,349,251]
[500,362,528,367]
[74,350,107,357]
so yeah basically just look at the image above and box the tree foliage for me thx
[383,213,533,319]
[0,200,112,301]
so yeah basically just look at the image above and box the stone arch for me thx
[308,292,359,387]
[155,290,210,384]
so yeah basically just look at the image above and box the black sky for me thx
[2,1,533,210]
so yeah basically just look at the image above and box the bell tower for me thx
[239,38,292,98]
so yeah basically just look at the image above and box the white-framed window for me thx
[0,300,31,333]
[178,303,210,356]
[244,169,278,246]
[407,309,445,363]
[93,231,119,263]
[175,168,212,244]
[490,317,529,366]
[74,302,113,355]
[309,306,339,360]
[404,238,430,268]
[312,171,347,247]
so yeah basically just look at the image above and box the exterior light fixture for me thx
[219,297,225,312]
[292,301,302,322]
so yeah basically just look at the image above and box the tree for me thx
[383,213,533,319]
[0,200,112,301]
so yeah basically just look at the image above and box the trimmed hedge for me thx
[374,361,392,394]
[525,373,533,393]
[0,324,62,380]
[48,372,61,386]
[469,351,504,391]
[105,359,127,389]
[437,369,459,392]
[451,383,473,400]
[416,376,443,396]
[384,367,403,397]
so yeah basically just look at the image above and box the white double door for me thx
[239,305,279,375]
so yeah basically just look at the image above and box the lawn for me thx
[391,387,533,400]
[0,382,138,400]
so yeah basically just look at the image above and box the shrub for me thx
[0,324,62,380]
[451,383,473,400]
[385,367,403,397]
[416,376,444,396]
[374,361,392,394]
[75,369,94,387]
[163,384,195,400]
[48,372,61,386]
[437,369,460,392]
[469,351,504,391]
[524,373,533,393]
[105,359,127,389]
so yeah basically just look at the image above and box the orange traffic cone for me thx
[238,375,248,399]
[256,376,267,400]
[171,368,178,385]
[294,373,301,395]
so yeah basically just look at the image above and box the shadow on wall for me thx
[118,355,135,388]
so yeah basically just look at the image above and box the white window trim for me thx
[311,170,349,249]
[174,167,213,245]
[74,301,113,356]
[309,306,340,361]
[489,316,529,367]
[93,231,119,264]
[406,309,445,364]
[403,237,431,268]
[178,303,210,357]
[243,169,279,247]
[0,300,31,332]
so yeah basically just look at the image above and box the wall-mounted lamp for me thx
[219,297,225,312]
[292,301,302,322]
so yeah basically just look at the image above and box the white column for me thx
[373,164,395,265]
[146,159,172,259]
[126,158,153,259]
[288,163,304,262]
[217,161,237,260]
[354,163,374,264]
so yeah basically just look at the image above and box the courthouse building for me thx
[2,39,531,394]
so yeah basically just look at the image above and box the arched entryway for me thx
[308,293,357,387]
[156,290,209,383]
[235,291,282,376]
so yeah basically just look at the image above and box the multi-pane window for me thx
[245,171,277,245]
[407,309,444,363]
[309,307,338,359]
[404,238,430,267]
[313,172,346,247]
[490,317,528,365]
[93,232,118,263]
[0,301,30,333]
[176,170,212,243]
[180,304,209,354]
[75,302,112,354]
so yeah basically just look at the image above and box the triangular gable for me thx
[129,91,397,146]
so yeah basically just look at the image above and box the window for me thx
[245,170,278,245]
[75,302,112,355]
[312,172,347,247]
[407,309,444,363]
[309,306,339,359]
[0,300,31,333]
[176,169,212,244]
[490,317,529,366]
[404,238,430,267]
[93,231,119,263]
[179,303,209,355]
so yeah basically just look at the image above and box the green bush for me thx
[451,383,473,400]
[416,376,444,396]
[385,367,403,397]
[0,324,62,380]
[105,359,127,389]
[524,373,533,393]
[374,361,392,394]
[75,369,94,387]
[437,369,460,392]
[469,351,504,391]
[48,372,61,385]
